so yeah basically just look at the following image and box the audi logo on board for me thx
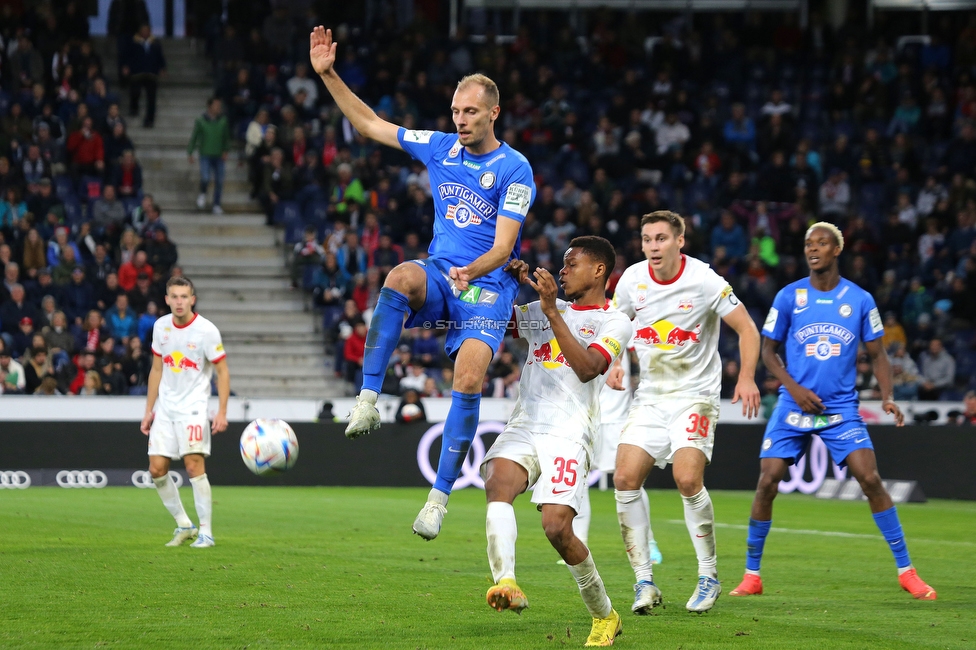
[0,470,31,489]
[56,470,108,488]
[131,470,184,488]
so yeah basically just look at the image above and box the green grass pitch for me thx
[1,487,973,649]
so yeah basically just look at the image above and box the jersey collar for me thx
[571,300,610,311]
[172,313,198,329]
[649,254,686,285]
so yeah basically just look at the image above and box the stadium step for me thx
[201,299,306,312]
[178,244,281,259]
[222,342,325,356]
[207,312,313,328]
[192,277,292,291]
[231,375,346,398]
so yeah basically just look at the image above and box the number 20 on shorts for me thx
[186,424,204,443]
[551,457,578,487]
[685,413,710,440]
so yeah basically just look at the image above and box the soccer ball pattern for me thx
[240,419,299,476]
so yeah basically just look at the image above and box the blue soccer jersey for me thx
[762,277,885,411]
[397,128,536,296]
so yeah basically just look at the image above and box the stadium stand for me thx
[1,2,975,402]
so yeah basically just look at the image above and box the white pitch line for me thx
[664,520,976,547]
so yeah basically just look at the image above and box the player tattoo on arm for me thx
[864,338,904,426]
[762,337,825,414]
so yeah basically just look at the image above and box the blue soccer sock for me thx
[433,391,481,495]
[360,287,410,394]
[745,518,773,573]
[872,507,912,569]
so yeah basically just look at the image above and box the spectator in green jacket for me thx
[187,97,231,214]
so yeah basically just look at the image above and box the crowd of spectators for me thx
[206,4,976,403]
[0,2,180,395]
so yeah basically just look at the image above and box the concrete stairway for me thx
[96,38,344,399]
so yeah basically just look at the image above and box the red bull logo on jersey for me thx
[678,298,693,313]
[162,351,201,373]
[531,339,570,369]
[633,320,702,350]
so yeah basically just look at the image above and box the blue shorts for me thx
[760,403,873,467]
[405,256,516,360]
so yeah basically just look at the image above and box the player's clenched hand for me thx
[882,398,904,426]
[140,412,154,435]
[449,265,471,292]
[527,267,558,314]
[211,412,228,434]
[606,363,626,391]
[503,259,530,284]
[309,26,338,76]
[790,386,825,415]
[732,377,761,419]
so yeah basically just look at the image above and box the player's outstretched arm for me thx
[141,354,163,435]
[865,338,904,426]
[762,337,825,414]
[528,268,608,383]
[309,26,401,150]
[211,358,230,434]
[723,304,761,418]
[450,217,522,291]
[503,258,530,284]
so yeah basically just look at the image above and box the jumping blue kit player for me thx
[310,27,536,540]
[729,222,936,601]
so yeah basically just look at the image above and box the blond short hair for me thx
[806,221,845,252]
[641,210,685,238]
[456,73,500,109]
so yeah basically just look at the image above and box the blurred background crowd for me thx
[1,1,975,408]
[0,1,178,395]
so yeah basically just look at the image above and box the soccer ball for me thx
[240,419,299,476]
[400,403,423,422]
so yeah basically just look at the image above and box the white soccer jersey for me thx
[151,313,226,420]
[612,255,738,400]
[600,331,635,424]
[509,299,633,446]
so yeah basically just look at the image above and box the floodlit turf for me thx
[1,487,972,649]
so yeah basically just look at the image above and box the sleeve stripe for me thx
[152,349,162,357]
[588,343,613,371]
[210,354,226,364]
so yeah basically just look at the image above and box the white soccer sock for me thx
[486,501,517,583]
[682,487,717,579]
[360,389,379,404]
[153,474,193,528]
[567,552,612,619]
[190,474,213,538]
[573,488,591,547]
[640,488,656,543]
[615,489,653,583]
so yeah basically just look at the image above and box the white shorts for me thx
[481,427,590,513]
[148,414,212,460]
[592,421,626,473]
[619,397,718,469]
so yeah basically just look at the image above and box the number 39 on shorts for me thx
[685,413,711,440]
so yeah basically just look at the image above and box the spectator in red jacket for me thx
[68,348,98,395]
[66,116,105,180]
[343,320,367,386]
[117,250,153,292]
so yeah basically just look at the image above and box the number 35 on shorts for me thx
[684,412,713,441]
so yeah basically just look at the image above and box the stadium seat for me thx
[121,196,141,216]
[283,214,305,244]
[63,198,84,227]
[53,174,74,200]
[273,200,301,225]
[859,183,885,222]
[955,349,976,385]
[303,200,330,225]
[79,176,102,200]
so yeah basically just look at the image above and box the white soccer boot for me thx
[190,534,215,548]
[165,526,198,547]
[344,395,381,439]
[412,501,447,540]
[686,576,721,612]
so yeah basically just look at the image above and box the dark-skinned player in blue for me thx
[729,222,936,601]
[310,27,536,540]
